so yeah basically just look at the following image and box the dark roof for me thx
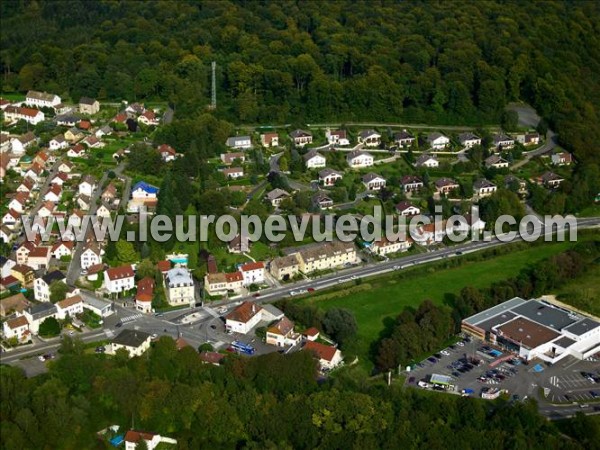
[79,97,97,105]
[26,302,57,320]
[564,318,600,336]
[41,270,65,285]
[511,300,577,331]
[474,311,517,333]
[553,336,576,349]
[112,329,151,347]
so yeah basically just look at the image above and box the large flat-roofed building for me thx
[462,298,600,363]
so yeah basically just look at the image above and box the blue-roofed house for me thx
[131,182,159,200]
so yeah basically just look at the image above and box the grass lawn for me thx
[555,264,600,317]
[299,237,594,370]
[249,241,278,261]
[0,92,25,101]
[577,204,600,218]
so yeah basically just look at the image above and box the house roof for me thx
[435,177,459,188]
[362,172,384,183]
[41,270,65,284]
[105,265,134,281]
[347,150,372,160]
[395,201,417,212]
[303,150,324,161]
[240,261,265,272]
[26,90,57,102]
[458,132,480,143]
[394,130,414,140]
[225,271,243,283]
[0,293,29,316]
[267,317,294,336]
[226,301,262,323]
[136,277,155,302]
[319,168,343,178]
[26,302,57,319]
[112,329,151,348]
[271,254,299,270]
[359,129,380,139]
[223,167,243,175]
[304,340,338,362]
[400,175,423,185]
[57,295,83,309]
[303,327,320,337]
[265,188,289,200]
[290,129,311,138]
[496,317,561,349]
[199,351,225,364]
[6,315,29,330]
[29,246,51,258]
[79,97,97,105]
[415,153,438,165]
[158,143,176,155]
[166,268,193,286]
[132,181,159,194]
[124,430,156,443]
[427,132,447,141]
[474,179,496,189]
[157,260,171,272]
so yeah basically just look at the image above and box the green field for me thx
[299,237,595,369]
[556,264,600,317]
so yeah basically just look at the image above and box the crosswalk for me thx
[120,313,142,324]
[549,376,560,387]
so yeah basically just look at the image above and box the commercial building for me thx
[462,298,600,363]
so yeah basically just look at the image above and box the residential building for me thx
[504,175,528,195]
[319,168,343,186]
[165,268,195,306]
[109,329,152,358]
[220,152,245,165]
[4,106,45,125]
[536,172,564,189]
[265,188,290,207]
[362,173,386,190]
[395,201,420,216]
[326,129,350,146]
[393,129,415,147]
[51,241,74,259]
[135,277,154,313]
[157,144,178,162]
[34,270,65,302]
[225,135,252,150]
[124,430,176,450]
[289,129,312,147]
[0,292,29,318]
[485,154,509,169]
[292,241,357,274]
[270,254,301,281]
[82,295,113,317]
[2,209,21,230]
[434,178,459,195]
[56,295,84,320]
[473,179,497,197]
[358,129,381,147]
[551,152,573,166]
[239,261,265,286]
[400,175,424,193]
[67,144,86,158]
[370,237,412,256]
[427,132,449,149]
[312,192,334,209]
[101,183,117,203]
[0,256,17,279]
[303,341,343,370]
[458,132,481,148]
[492,133,515,150]
[26,90,61,108]
[3,315,30,341]
[260,132,279,147]
[79,97,100,115]
[225,301,263,334]
[346,150,374,168]
[516,132,540,146]
[222,167,244,179]
[64,127,84,142]
[49,135,68,151]
[79,175,97,197]
[138,110,159,126]
[131,181,159,199]
[204,271,244,296]
[304,150,326,169]
[9,192,29,214]
[27,246,51,270]
[228,234,250,254]
[266,317,301,347]
[104,265,135,295]
[44,184,62,202]
[23,302,58,334]
[414,153,439,168]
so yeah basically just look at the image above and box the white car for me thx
[38,355,45,362]
[456,341,465,347]
[441,350,450,356]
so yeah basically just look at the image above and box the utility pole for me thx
[210,61,217,110]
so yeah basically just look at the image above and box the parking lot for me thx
[407,336,600,407]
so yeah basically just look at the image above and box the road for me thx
[240,122,501,132]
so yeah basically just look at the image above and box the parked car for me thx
[427,357,437,363]
[441,350,450,356]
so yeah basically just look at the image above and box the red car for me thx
[307,287,315,293]
[253,293,261,297]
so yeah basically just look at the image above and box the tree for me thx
[322,308,358,347]
[49,281,69,303]
[501,110,519,132]
[278,156,289,172]
[39,317,61,338]
[116,239,138,264]
[136,259,155,279]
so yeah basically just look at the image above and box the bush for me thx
[39,317,61,338]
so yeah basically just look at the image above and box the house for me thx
[95,125,112,138]
[78,120,91,130]
[265,188,290,207]
[294,241,357,274]
[12,132,37,154]
[260,132,279,147]
[33,151,49,168]
[222,167,244,179]
[49,135,68,151]
[414,153,439,168]
[434,178,460,195]
[104,265,135,295]
[26,90,61,108]
[23,302,58,335]
[536,172,564,189]
[0,256,17,279]
[64,127,84,142]
[492,133,515,150]
[165,268,195,306]
[8,192,29,214]
[319,168,343,186]
[485,154,509,169]
[358,129,381,147]
[56,295,84,320]
[2,209,21,230]
[393,129,415,147]
[0,134,9,152]
[0,292,29,317]
[78,175,97,197]
[303,150,326,169]
[27,246,51,270]
[517,132,540,146]
[125,102,146,116]
[138,110,159,126]
[124,429,174,450]
[16,177,35,193]
[225,135,252,150]
[131,181,159,199]
[552,152,573,166]
[4,106,45,124]
[79,97,100,115]
[199,351,226,366]
[67,144,86,158]
[289,129,312,147]
[326,129,350,146]
[400,175,424,193]
[56,115,79,127]
[24,162,44,181]
[96,202,112,219]
[51,241,74,259]
[76,194,92,211]
[395,201,421,216]
[101,183,117,203]
[458,132,481,148]
[239,261,265,286]
[0,274,19,296]
[44,184,62,202]
[50,172,68,186]
[370,237,412,256]
[82,136,101,148]
[220,152,245,165]
[312,192,334,210]
[225,301,263,334]
[427,132,450,149]
[303,341,343,370]
[228,234,251,254]
[266,317,301,347]
[57,160,74,173]
[204,271,244,296]
[346,150,374,168]
[362,173,386,191]
[34,270,65,302]
[157,144,178,162]
[412,221,448,245]
[0,226,13,244]
[81,242,102,270]
[68,209,84,228]
[15,240,37,265]
[81,295,113,317]
[2,315,30,341]
[473,179,497,197]
[504,175,528,195]
[270,254,301,281]
[135,277,155,313]
[109,329,152,358]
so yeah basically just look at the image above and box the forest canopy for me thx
[1,0,600,162]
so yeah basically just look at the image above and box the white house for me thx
[370,237,412,256]
[104,265,135,295]
[4,106,45,125]
[109,329,152,358]
[56,295,84,320]
[427,132,450,149]
[131,181,159,199]
[81,243,102,270]
[473,179,497,197]
[79,175,97,197]
[34,270,65,302]
[358,129,381,147]
[51,241,74,259]
[326,129,350,146]
[492,133,515,150]
[44,184,62,203]
[225,135,252,150]
[225,301,264,334]
[26,90,61,108]
[265,317,301,347]
[304,150,326,169]
[78,97,100,115]
[2,209,21,230]
[22,302,58,335]
[551,152,573,166]
[222,167,244,179]
[458,132,481,148]
[240,261,265,286]
[260,133,279,147]
[135,277,154,313]
[395,201,421,216]
[393,130,415,147]
[485,155,509,169]
[319,168,343,186]
[27,246,51,270]
[362,173,386,191]
[414,153,439,168]
[347,150,374,168]
[304,341,343,370]
[265,188,290,207]
[289,129,312,147]
[165,268,195,306]
[49,135,69,151]
[124,430,175,450]
[2,315,30,341]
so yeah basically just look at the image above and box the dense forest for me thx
[1,0,600,164]
[1,338,599,450]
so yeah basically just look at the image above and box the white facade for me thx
[305,153,326,169]
[165,268,195,306]
[104,266,135,294]
[240,262,265,286]
[81,247,102,270]
[26,91,61,108]
[347,152,374,168]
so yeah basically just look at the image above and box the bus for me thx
[231,341,255,355]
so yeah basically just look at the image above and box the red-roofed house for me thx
[2,315,30,340]
[28,246,51,270]
[303,341,343,370]
[157,260,171,274]
[266,317,300,347]
[139,110,159,126]
[124,430,160,450]
[225,301,263,334]
[303,327,320,341]
[135,277,155,313]
[240,261,265,286]
[157,144,177,162]
[51,241,74,259]
[104,264,135,295]
[199,351,225,366]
